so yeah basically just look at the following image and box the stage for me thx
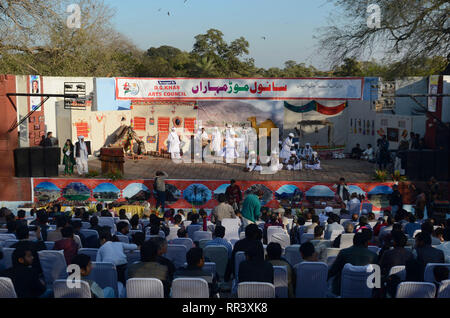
[86,157,377,182]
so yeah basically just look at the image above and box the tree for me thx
[318,0,450,72]
[332,58,363,76]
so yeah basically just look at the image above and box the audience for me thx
[53,226,78,265]
[299,241,319,262]
[204,225,233,257]
[11,225,46,273]
[266,242,294,297]
[238,240,274,284]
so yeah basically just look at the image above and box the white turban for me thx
[325,206,333,213]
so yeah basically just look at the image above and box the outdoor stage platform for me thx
[87,157,377,182]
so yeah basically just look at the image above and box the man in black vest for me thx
[334,177,350,204]
[75,136,91,176]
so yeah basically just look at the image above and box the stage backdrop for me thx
[32,178,395,212]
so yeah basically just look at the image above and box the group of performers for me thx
[166,125,321,173]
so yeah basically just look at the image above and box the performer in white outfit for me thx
[280,133,295,163]
[211,127,223,156]
[362,144,374,161]
[301,143,314,161]
[286,151,302,170]
[75,136,91,176]
[269,150,283,172]
[246,150,257,172]
[223,124,238,163]
[167,127,181,159]
[305,151,321,170]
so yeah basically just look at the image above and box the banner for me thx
[428,75,439,112]
[115,77,364,101]
[284,101,348,115]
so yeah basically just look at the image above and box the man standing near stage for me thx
[225,179,242,212]
[211,127,222,157]
[280,133,295,163]
[75,136,91,176]
[333,177,350,206]
[224,124,238,163]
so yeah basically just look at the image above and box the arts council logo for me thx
[123,82,139,96]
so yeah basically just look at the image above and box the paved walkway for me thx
[86,157,377,182]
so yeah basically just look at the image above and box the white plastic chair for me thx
[396,282,436,298]
[126,278,164,298]
[193,231,212,242]
[270,233,291,249]
[172,278,209,298]
[326,229,344,241]
[221,218,240,241]
[0,277,17,298]
[437,279,450,298]
[169,238,193,252]
[78,248,99,262]
[389,265,406,281]
[295,262,328,298]
[166,227,179,241]
[324,247,341,260]
[339,233,355,248]
[198,239,211,249]
[0,248,14,270]
[164,244,187,269]
[267,226,285,243]
[37,250,68,287]
[53,280,92,298]
[348,201,361,216]
[284,245,302,267]
[424,263,450,283]
[81,222,91,229]
[204,245,228,281]
[273,265,288,298]
[340,263,375,298]
[237,282,275,298]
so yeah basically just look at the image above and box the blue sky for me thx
[107,0,337,69]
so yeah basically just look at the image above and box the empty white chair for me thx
[204,246,228,281]
[165,245,187,269]
[53,280,91,298]
[424,264,450,283]
[273,265,288,298]
[86,262,121,297]
[437,279,450,298]
[300,233,314,244]
[389,265,406,281]
[270,233,291,250]
[221,218,240,241]
[396,282,436,298]
[172,278,209,298]
[169,238,193,252]
[237,282,275,298]
[126,278,164,298]
[79,248,99,262]
[340,264,375,298]
[187,224,202,239]
[116,234,130,244]
[44,241,55,250]
[339,233,355,248]
[295,262,328,298]
[284,245,302,267]
[3,240,18,248]
[327,256,337,267]
[37,250,68,287]
[267,226,285,243]
[193,231,212,242]
[0,277,17,298]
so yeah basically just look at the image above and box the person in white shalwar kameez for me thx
[223,124,238,163]
[246,151,257,172]
[301,143,313,161]
[305,151,321,170]
[286,151,302,171]
[280,133,295,163]
[75,136,90,176]
[167,127,181,159]
[211,127,222,156]
[269,150,283,172]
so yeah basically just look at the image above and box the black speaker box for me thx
[29,147,45,177]
[44,147,61,177]
[13,148,31,177]
[406,151,421,180]
[435,151,449,181]
[420,150,436,180]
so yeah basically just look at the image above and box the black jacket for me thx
[238,259,274,284]
[0,265,46,298]
[75,141,92,158]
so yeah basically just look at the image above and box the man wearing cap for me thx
[167,127,181,160]
[280,133,295,163]
[301,143,313,161]
[75,136,91,176]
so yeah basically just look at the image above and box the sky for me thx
[107,0,338,70]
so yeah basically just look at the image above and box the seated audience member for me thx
[11,225,46,273]
[351,143,363,159]
[238,240,274,284]
[0,247,47,298]
[434,228,445,244]
[82,211,91,222]
[332,222,355,248]
[128,240,171,297]
[339,208,352,220]
[211,193,236,224]
[6,220,17,235]
[47,215,68,242]
[172,215,183,228]
[361,144,374,161]
[89,216,102,233]
[205,225,233,258]
[71,220,85,248]
[71,254,115,298]
[325,214,344,239]
[174,247,219,297]
[414,232,445,275]
[404,214,421,238]
[118,209,129,222]
[54,226,78,265]
[16,210,27,226]
[131,232,145,248]
[421,221,441,245]
[306,215,320,232]
[433,266,449,292]
[311,226,328,261]
[97,229,137,285]
[116,221,130,237]
[177,228,189,238]
[299,241,319,262]
[129,214,140,230]
[354,215,372,233]
[227,224,264,281]
[100,209,113,217]
[150,237,176,282]
[435,229,450,262]
[384,274,402,298]
[328,231,378,296]
[378,231,413,278]
[177,209,186,221]
[266,242,295,298]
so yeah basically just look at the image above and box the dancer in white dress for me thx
[167,127,181,159]
[280,133,295,163]
[223,124,239,163]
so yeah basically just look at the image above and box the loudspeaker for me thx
[13,148,31,177]
[29,147,45,177]
[406,151,421,180]
[420,150,436,180]
[435,151,449,181]
[44,147,61,177]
